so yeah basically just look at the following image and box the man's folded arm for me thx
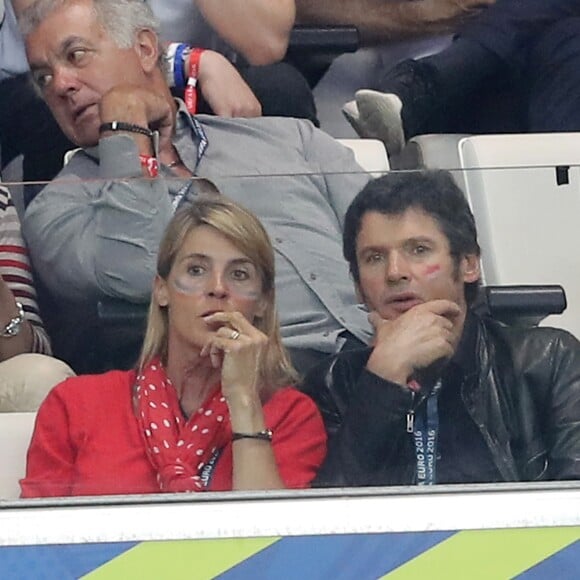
[23,135,175,302]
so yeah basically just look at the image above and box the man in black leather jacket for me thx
[303,171,580,487]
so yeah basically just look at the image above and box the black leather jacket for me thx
[302,314,580,486]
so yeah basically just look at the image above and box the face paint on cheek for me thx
[171,272,262,303]
[227,282,261,302]
[172,273,206,295]
[423,264,442,279]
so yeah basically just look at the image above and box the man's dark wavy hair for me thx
[343,170,481,305]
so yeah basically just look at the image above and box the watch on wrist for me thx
[1,302,24,338]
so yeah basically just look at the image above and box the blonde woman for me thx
[22,197,326,497]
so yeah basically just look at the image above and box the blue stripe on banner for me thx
[0,542,138,580]
[217,531,455,580]
[516,539,580,579]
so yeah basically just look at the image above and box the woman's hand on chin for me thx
[200,311,267,403]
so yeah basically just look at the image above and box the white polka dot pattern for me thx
[134,358,232,493]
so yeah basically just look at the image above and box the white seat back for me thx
[457,133,580,337]
[0,412,36,500]
[338,139,389,175]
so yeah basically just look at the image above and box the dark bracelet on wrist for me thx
[232,429,273,442]
[99,121,154,139]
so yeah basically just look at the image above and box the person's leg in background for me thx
[345,0,578,156]
[526,17,580,132]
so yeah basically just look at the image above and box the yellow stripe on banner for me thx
[382,527,580,580]
[83,537,280,580]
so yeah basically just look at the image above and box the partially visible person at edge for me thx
[0,183,74,412]
[302,171,580,487]
[21,197,326,497]
[20,0,373,376]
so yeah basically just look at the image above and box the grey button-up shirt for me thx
[24,103,372,354]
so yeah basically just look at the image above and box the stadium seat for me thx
[339,138,390,174]
[0,412,36,500]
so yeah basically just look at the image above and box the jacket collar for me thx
[447,309,479,379]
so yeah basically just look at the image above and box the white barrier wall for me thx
[0,484,579,578]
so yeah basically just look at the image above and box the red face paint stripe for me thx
[424,264,441,276]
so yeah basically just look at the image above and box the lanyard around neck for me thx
[171,116,210,211]
[190,116,208,168]
[199,447,222,489]
[412,380,442,485]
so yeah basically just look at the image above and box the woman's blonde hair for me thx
[138,195,299,390]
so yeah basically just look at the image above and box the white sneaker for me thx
[355,90,405,157]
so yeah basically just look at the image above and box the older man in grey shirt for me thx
[20,0,372,371]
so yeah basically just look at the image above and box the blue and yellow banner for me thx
[1,527,578,579]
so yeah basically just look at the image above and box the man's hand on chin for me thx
[365,299,461,386]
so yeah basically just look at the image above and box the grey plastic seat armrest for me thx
[287,25,360,56]
[481,285,567,327]
[97,298,148,326]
